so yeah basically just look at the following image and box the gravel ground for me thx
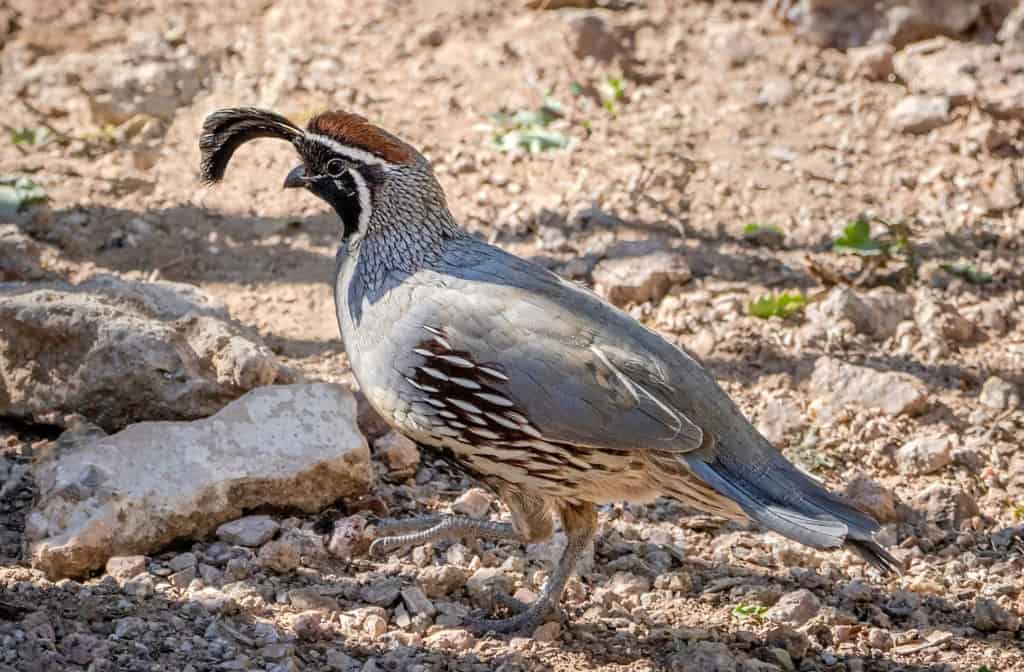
[1,1,1023,670]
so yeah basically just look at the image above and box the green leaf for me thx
[731,602,769,621]
[1013,505,1024,521]
[833,219,885,256]
[0,175,48,217]
[747,291,808,319]
[942,263,993,285]
[743,222,785,245]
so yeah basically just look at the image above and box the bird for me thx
[198,107,900,634]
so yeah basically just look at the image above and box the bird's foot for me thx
[466,592,560,635]
[369,515,518,557]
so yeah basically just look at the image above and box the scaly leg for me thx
[369,515,520,557]
[467,501,597,634]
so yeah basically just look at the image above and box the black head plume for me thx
[199,107,305,184]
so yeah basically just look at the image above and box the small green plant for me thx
[9,126,51,147]
[0,175,48,217]
[479,99,569,153]
[833,218,911,258]
[747,291,808,319]
[1013,504,1024,521]
[598,76,626,115]
[977,666,993,672]
[942,262,993,285]
[731,602,769,622]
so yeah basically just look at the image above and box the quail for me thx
[199,108,899,634]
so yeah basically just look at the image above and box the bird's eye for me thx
[325,158,346,178]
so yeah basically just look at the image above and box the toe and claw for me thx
[368,503,596,636]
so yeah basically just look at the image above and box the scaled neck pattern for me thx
[348,170,465,292]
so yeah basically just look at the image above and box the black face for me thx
[309,170,361,239]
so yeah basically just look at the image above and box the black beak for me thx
[283,164,309,189]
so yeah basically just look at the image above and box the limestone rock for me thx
[843,476,900,523]
[26,383,369,579]
[888,96,950,134]
[912,483,979,529]
[810,356,928,418]
[896,435,953,475]
[216,515,280,547]
[979,376,1021,410]
[766,589,821,626]
[593,241,691,306]
[0,274,284,431]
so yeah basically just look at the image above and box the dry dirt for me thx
[1,1,1023,671]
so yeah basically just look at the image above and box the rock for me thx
[809,356,928,418]
[893,38,982,104]
[424,628,476,652]
[170,566,196,589]
[915,298,975,344]
[0,224,63,282]
[843,476,900,523]
[291,610,328,640]
[608,571,652,598]
[848,43,894,80]
[773,0,990,49]
[974,597,1021,632]
[866,627,893,650]
[766,589,820,626]
[986,166,1022,213]
[999,1,1024,47]
[466,567,512,606]
[216,515,280,547]
[756,396,804,445]
[326,648,362,672]
[0,275,284,431]
[289,588,339,611]
[592,241,691,306]
[418,565,468,599]
[401,585,437,617]
[566,14,625,62]
[362,577,402,606]
[26,383,369,579]
[375,431,419,477]
[912,483,979,529]
[84,33,205,125]
[533,621,561,642]
[328,515,369,560]
[979,376,1021,410]
[168,552,197,572]
[806,287,913,340]
[105,555,147,581]
[887,95,950,134]
[670,641,737,672]
[260,527,328,573]
[452,488,492,519]
[896,435,953,475]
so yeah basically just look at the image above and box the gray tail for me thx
[684,447,902,575]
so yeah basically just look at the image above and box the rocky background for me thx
[1,0,1023,671]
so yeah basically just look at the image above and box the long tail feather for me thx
[684,449,902,575]
[199,107,304,183]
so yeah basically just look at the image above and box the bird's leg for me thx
[369,515,519,557]
[467,501,597,635]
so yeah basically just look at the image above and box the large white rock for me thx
[0,274,287,430]
[26,383,370,579]
[810,356,928,418]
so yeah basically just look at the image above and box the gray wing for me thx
[401,246,707,453]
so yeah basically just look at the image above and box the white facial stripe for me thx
[305,133,391,167]
[346,168,372,233]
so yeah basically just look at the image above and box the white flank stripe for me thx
[420,366,449,381]
[450,377,482,390]
[413,348,435,358]
[432,335,453,350]
[405,376,438,393]
[474,392,515,407]
[485,412,520,430]
[468,427,501,440]
[437,354,474,368]
[447,398,483,415]
[477,366,509,381]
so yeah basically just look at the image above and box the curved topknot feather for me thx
[199,107,304,184]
